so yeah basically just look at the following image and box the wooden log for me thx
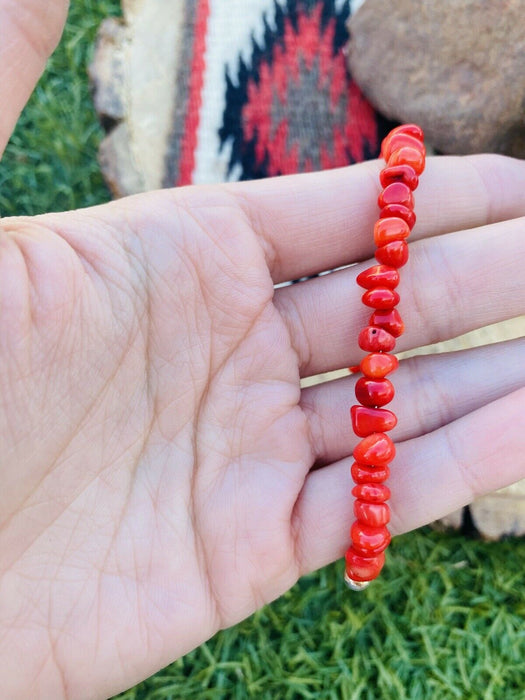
[90,0,185,196]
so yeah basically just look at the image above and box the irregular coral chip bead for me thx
[374,217,410,247]
[358,326,396,352]
[382,133,426,162]
[379,203,416,230]
[354,500,391,527]
[369,308,405,338]
[390,123,425,140]
[355,377,395,407]
[360,353,399,379]
[345,547,385,583]
[353,432,396,466]
[351,405,398,437]
[351,462,391,484]
[352,482,391,503]
[379,164,419,191]
[356,264,399,290]
[388,146,426,175]
[362,287,400,310]
[378,182,414,210]
[375,240,409,268]
[351,522,391,556]
[380,123,424,158]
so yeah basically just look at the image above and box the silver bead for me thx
[344,572,371,591]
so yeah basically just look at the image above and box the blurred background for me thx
[1,2,525,698]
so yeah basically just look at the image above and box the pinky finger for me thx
[293,386,525,576]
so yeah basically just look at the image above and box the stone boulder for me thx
[347,0,525,157]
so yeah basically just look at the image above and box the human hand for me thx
[1,152,524,699]
[2,4,525,699]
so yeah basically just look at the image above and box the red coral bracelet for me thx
[345,124,426,591]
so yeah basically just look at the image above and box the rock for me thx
[347,0,525,157]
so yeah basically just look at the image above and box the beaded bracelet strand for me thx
[345,124,426,591]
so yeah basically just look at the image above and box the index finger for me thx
[225,154,525,284]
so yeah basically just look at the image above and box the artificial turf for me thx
[1,2,525,698]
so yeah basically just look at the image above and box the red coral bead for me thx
[345,547,385,582]
[356,264,399,290]
[355,377,395,407]
[362,287,400,310]
[352,482,391,502]
[358,326,396,352]
[374,217,410,247]
[351,461,391,484]
[354,500,391,527]
[378,182,414,210]
[353,433,396,466]
[360,353,399,379]
[351,521,391,556]
[380,124,424,158]
[392,123,424,140]
[380,164,419,191]
[383,133,426,161]
[375,240,409,268]
[369,308,405,338]
[351,405,397,437]
[379,203,416,230]
[388,146,426,175]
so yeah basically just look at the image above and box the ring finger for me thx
[300,336,525,467]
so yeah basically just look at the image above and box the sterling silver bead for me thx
[344,572,371,591]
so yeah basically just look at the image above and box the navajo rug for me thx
[162,0,396,187]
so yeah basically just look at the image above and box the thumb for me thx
[0,0,69,157]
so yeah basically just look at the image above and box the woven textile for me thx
[163,0,394,187]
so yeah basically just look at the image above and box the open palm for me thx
[1,4,525,699]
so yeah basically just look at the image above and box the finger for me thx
[274,216,525,376]
[293,385,525,576]
[0,0,69,156]
[301,337,525,467]
[226,154,525,283]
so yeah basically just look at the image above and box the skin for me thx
[1,2,524,698]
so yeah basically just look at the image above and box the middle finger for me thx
[274,217,525,377]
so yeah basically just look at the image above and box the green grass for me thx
[0,0,121,216]
[2,3,525,699]
[115,529,525,700]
